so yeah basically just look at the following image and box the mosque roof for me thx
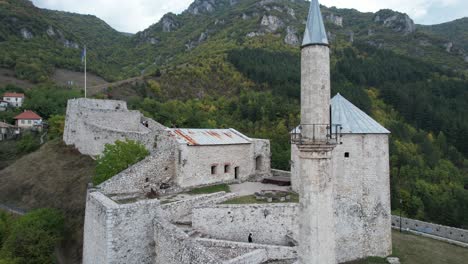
[302,0,329,47]
[331,93,390,134]
[292,94,390,134]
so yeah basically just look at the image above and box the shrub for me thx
[93,139,150,185]
[0,209,64,264]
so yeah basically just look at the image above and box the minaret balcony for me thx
[291,124,342,145]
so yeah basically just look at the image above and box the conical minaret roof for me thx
[302,0,329,47]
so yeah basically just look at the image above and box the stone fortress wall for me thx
[63,98,164,156]
[192,203,298,246]
[392,216,468,244]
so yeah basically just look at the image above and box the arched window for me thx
[256,156,263,171]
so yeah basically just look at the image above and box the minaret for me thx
[297,1,337,264]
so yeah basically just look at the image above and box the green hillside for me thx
[0,0,467,230]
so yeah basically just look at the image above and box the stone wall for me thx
[63,98,160,156]
[154,216,223,264]
[196,238,298,260]
[291,134,391,262]
[177,144,254,188]
[193,204,298,246]
[99,130,178,195]
[82,191,162,264]
[161,192,237,223]
[392,216,468,244]
[271,169,291,178]
[224,249,267,264]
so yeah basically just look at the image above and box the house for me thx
[14,110,42,129]
[0,121,15,141]
[3,93,25,107]
[0,100,8,111]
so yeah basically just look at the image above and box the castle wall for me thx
[154,216,223,264]
[161,192,237,222]
[291,134,391,262]
[82,191,162,264]
[196,238,298,260]
[392,216,468,244]
[99,130,178,195]
[63,98,159,156]
[192,203,298,246]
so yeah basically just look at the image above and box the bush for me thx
[0,209,64,264]
[16,133,40,154]
[93,139,150,185]
[47,115,65,140]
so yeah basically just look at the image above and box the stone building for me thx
[63,98,271,193]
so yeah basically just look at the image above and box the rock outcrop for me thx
[261,15,284,32]
[284,26,299,46]
[327,14,343,27]
[374,9,415,34]
[161,14,179,32]
[20,28,33,39]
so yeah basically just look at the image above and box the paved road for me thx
[0,203,26,215]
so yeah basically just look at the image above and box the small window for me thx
[224,164,230,173]
[28,120,31,124]
[344,152,350,158]
[145,178,149,182]
[211,165,217,175]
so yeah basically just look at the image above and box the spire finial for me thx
[302,0,328,47]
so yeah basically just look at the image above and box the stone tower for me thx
[297,1,337,263]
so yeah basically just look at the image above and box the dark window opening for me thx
[224,164,230,173]
[344,152,350,158]
[145,178,149,182]
[255,156,263,171]
[234,167,239,179]
[211,165,217,175]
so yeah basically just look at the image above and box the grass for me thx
[187,184,231,195]
[346,230,468,264]
[222,192,299,204]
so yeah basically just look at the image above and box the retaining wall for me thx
[392,216,468,244]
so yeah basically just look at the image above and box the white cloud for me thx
[31,0,468,33]
[32,0,193,33]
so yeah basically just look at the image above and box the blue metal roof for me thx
[291,94,390,134]
[331,93,390,134]
[302,0,329,46]
[168,128,252,146]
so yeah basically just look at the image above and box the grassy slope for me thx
[0,140,94,264]
[348,231,468,264]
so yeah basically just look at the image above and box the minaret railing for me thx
[291,124,342,145]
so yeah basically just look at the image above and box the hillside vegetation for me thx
[0,140,94,263]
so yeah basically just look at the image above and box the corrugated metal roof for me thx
[291,94,390,134]
[302,0,329,46]
[167,128,252,146]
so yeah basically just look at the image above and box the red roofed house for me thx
[14,110,42,129]
[3,92,25,107]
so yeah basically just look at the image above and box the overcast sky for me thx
[31,0,468,33]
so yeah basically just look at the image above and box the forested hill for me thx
[0,0,467,228]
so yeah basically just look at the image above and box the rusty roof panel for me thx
[167,128,251,146]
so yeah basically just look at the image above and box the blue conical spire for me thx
[302,0,328,47]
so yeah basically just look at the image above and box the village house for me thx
[3,92,25,107]
[0,121,15,141]
[0,100,8,111]
[14,110,42,130]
